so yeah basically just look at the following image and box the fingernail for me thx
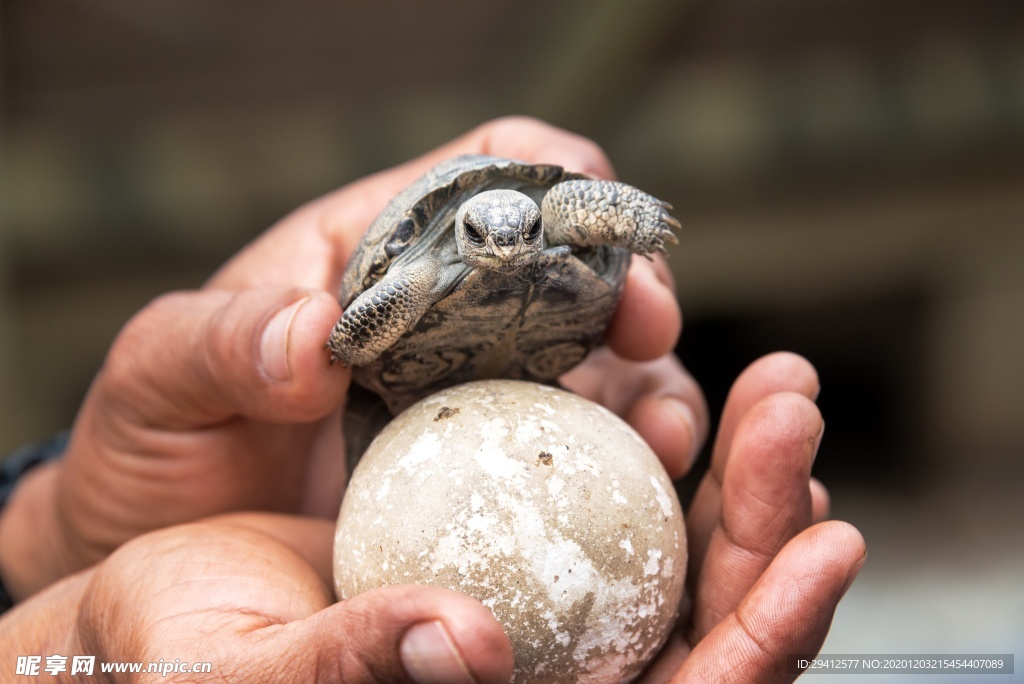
[260,296,311,382]
[840,552,867,598]
[400,620,476,684]
[811,420,826,464]
[663,396,700,468]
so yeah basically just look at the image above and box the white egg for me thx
[334,380,686,684]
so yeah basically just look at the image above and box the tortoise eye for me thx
[463,221,485,245]
[526,218,542,240]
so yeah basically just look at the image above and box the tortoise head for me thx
[454,189,544,272]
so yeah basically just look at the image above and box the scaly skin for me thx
[329,178,679,367]
[329,255,465,366]
[541,179,680,256]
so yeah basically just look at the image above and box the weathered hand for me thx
[0,513,515,684]
[0,354,862,684]
[212,115,704,476]
[0,117,705,601]
[640,352,866,683]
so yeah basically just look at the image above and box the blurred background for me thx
[1,0,1022,678]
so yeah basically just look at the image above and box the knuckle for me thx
[748,392,822,449]
[100,292,191,391]
[201,295,241,370]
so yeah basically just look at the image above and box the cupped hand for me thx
[0,513,515,684]
[0,353,863,684]
[639,352,866,683]
[0,116,705,600]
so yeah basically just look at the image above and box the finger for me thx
[672,522,866,684]
[211,116,615,291]
[560,348,708,479]
[647,252,677,294]
[61,301,347,564]
[690,392,822,643]
[227,515,514,683]
[208,200,346,291]
[638,625,691,684]
[206,512,337,586]
[82,517,513,684]
[0,567,95,655]
[810,477,831,523]
[96,287,348,428]
[78,519,339,664]
[605,256,682,362]
[413,115,617,181]
[686,353,819,582]
[318,116,618,279]
[256,585,514,684]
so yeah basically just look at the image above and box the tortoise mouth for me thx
[464,251,540,272]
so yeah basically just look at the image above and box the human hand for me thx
[640,352,866,683]
[0,117,705,600]
[0,513,515,684]
[0,353,861,684]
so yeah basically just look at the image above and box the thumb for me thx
[253,584,514,684]
[96,287,348,427]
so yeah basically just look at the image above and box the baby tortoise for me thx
[329,155,679,455]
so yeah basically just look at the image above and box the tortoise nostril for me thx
[493,230,516,247]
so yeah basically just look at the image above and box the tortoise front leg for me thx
[328,257,467,367]
[541,180,680,256]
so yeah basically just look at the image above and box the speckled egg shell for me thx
[334,379,686,684]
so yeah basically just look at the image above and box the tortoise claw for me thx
[326,342,350,368]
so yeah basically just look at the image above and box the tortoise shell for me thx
[340,154,630,414]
